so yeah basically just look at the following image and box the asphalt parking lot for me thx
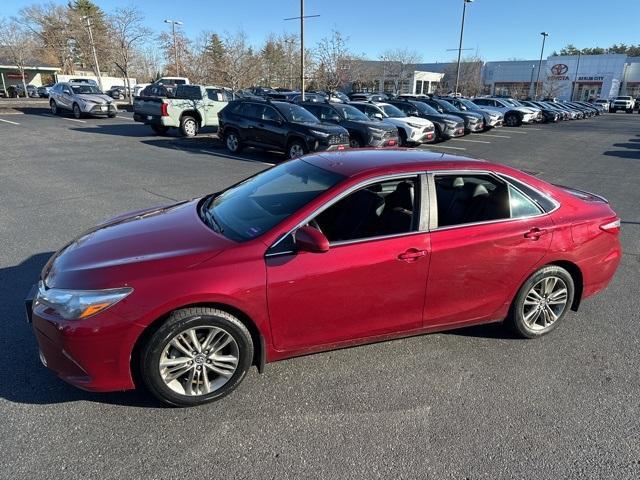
[1,108,639,479]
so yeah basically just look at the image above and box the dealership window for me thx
[415,80,423,94]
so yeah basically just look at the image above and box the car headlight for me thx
[368,127,386,136]
[310,129,330,138]
[444,120,458,127]
[406,122,423,129]
[34,281,133,320]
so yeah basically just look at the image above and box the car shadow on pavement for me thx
[141,137,286,165]
[71,124,163,138]
[0,252,160,408]
[442,321,520,340]
[603,139,640,160]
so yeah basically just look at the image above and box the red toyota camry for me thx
[26,150,621,406]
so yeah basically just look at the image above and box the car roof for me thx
[302,149,490,178]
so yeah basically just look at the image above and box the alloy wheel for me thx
[184,119,197,136]
[50,102,57,115]
[289,143,305,158]
[73,104,81,119]
[521,276,568,331]
[159,326,239,396]
[226,133,239,152]
[349,138,362,148]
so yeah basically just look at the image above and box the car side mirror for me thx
[373,113,383,121]
[295,225,329,253]
[330,115,341,123]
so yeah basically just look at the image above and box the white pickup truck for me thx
[610,96,635,113]
[133,84,233,136]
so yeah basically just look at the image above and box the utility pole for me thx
[84,16,103,91]
[529,65,535,99]
[284,0,319,101]
[454,0,474,96]
[535,32,549,100]
[164,19,183,76]
[571,50,582,101]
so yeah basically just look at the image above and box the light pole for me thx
[164,19,183,76]
[83,16,103,91]
[535,31,549,100]
[454,0,474,96]
[284,0,319,101]
[529,64,535,99]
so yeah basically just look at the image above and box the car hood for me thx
[42,200,234,290]
[347,119,397,131]
[76,94,113,104]
[297,122,347,134]
[384,116,433,127]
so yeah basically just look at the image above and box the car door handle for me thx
[397,248,427,262]
[524,227,548,240]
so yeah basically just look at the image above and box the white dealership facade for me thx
[484,53,640,100]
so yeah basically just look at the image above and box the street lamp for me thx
[284,0,320,101]
[164,19,183,76]
[535,31,549,100]
[454,0,474,96]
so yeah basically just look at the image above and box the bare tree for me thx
[220,30,260,90]
[19,3,76,74]
[158,28,191,77]
[314,30,353,91]
[0,19,37,97]
[441,56,484,96]
[378,48,422,94]
[109,6,151,104]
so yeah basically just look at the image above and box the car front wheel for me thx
[50,100,58,115]
[507,265,575,338]
[225,131,242,153]
[505,113,521,127]
[287,140,307,158]
[72,103,82,119]
[140,307,254,407]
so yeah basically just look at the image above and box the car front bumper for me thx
[26,286,141,392]
[83,104,117,116]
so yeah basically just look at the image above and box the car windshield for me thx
[379,104,406,118]
[202,160,345,242]
[275,102,320,123]
[503,99,520,106]
[333,104,370,121]
[70,85,102,94]
[457,98,479,110]
[414,102,440,115]
[436,100,460,112]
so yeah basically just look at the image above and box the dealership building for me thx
[484,53,640,100]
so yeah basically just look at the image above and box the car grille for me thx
[328,133,349,145]
[382,130,395,139]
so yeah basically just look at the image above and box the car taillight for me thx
[600,218,621,233]
[161,103,168,116]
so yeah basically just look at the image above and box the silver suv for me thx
[49,82,117,119]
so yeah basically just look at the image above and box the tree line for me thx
[553,43,640,57]
[0,0,430,97]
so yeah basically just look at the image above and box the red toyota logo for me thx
[551,64,568,75]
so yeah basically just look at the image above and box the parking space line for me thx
[475,133,511,138]
[506,130,528,134]
[0,118,20,125]
[198,149,276,166]
[42,114,86,123]
[116,116,135,121]
[425,145,466,151]
[451,138,491,144]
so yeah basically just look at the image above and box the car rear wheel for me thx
[506,265,575,338]
[140,307,254,407]
[50,100,59,115]
[72,103,82,119]
[151,124,169,135]
[287,140,306,159]
[180,116,199,137]
[225,131,242,153]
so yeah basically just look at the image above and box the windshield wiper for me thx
[201,195,224,234]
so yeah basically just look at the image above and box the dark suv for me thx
[420,97,485,133]
[218,99,350,159]
[386,99,465,141]
[300,101,399,148]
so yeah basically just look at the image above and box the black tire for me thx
[107,113,116,118]
[506,265,575,339]
[626,108,632,114]
[433,124,443,142]
[398,128,408,146]
[180,115,199,137]
[287,139,307,159]
[224,130,242,153]
[349,134,363,148]
[139,307,254,407]
[72,103,82,119]
[151,124,169,135]
[50,100,59,115]
[505,112,521,127]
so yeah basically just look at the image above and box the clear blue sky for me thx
[2,0,637,62]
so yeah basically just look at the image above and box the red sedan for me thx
[27,150,621,406]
